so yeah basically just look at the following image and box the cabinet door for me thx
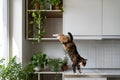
[63,0,102,36]
[103,0,120,35]
[64,78,106,80]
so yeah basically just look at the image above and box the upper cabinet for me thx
[63,0,102,39]
[63,0,120,39]
[103,0,120,38]
[26,0,120,40]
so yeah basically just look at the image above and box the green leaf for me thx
[32,12,36,17]
[29,21,34,24]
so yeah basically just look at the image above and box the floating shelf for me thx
[27,10,62,18]
[26,38,58,41]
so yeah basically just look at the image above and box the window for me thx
[0,0,9,60]
[0,0,4,58]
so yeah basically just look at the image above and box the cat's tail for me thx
[68,32,73,41]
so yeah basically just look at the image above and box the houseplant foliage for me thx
[48,58,64,72]
[31,0,47,9]
[0,56,37,80]
[0,56,26,80]
[49,0,63,11]
[31,51,47,71]
[61,56,68,71]
[29,10,46,42]
[23,63,37,80]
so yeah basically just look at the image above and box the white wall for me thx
[22,0,33,66]
[32,40,120,68]
[9,0,33,65]
[9,0,120,69]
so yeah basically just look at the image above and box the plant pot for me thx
[34,3,40,10]
[61,63,68,71]
[33,66,41,72]
[55,5,60,10]
[52,5,60,10]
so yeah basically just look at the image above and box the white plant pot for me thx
[34,66,41,72]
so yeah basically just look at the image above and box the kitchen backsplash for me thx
[32,40,120,68]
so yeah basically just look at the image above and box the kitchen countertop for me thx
[35,68,120,78]
[63,69,120,78]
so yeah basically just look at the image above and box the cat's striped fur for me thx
[57,32,87,73]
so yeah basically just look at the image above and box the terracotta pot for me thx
[61,63,68,71]
[55,5,60,10]
[34,3,40,10]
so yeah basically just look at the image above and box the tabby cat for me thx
[56,32,87,73]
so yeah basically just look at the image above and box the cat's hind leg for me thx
[77,64,82,73]
[72,64,76,73]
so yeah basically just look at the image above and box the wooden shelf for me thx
[35,71,63,74]
[27,10,62,18]
[25,0,63,41]
[28,10,62,12]
[26,38,58,41]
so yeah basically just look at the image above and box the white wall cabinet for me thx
[64,78,106,80]
[103,0,120,36]
[63,0,102,39]
[26,0,120,40]
[63,0,120,39]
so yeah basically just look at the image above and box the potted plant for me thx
[31,0,41,9]
[23,63,38,80]
[29,10,46,42]
[49,0,63,10]
[61,56,68,71]
[31,0,47,10]
[0,56,27,80]
[31,51,47,71]
[48,58,63,72]
[0,56,38,80]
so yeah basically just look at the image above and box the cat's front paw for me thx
[52,34,58,37]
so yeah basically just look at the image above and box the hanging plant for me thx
[29,10,46,42]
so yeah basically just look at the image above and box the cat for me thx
[55,32,87,73]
